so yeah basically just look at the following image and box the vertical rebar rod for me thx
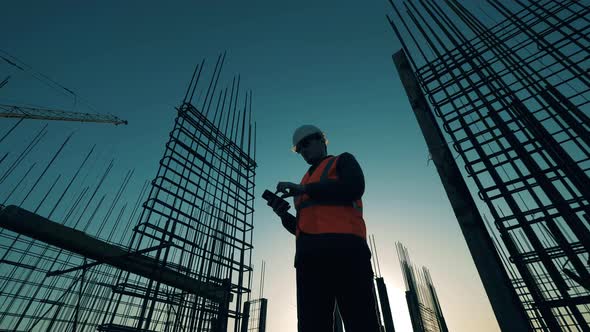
[0,118,23,144]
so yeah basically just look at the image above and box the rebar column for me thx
[258,298,267,332]
[375,277,395,332]
[240,301,250,332]
[393,50,532,332]
[334,303,344,332]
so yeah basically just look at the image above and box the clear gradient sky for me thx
[1,1,501,331]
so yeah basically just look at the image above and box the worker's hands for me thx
[267,195,291,218]
[276,182,306,198]
[265,181,303,219]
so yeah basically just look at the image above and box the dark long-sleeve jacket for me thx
[281,152,371,267]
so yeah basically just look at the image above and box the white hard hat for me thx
[292,125,327,151]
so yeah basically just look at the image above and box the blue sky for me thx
[1,1,501,331]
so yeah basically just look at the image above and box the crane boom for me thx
[0,104,128,125]
[0,76,9,89]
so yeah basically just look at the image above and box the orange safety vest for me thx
[294,155,366,239]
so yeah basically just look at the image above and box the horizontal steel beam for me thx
[0,205,231,303]
[45,241,173,277]
[536,295,590,308]
[97,324,157,332]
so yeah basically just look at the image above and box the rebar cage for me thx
[0,54,256,331]
[396,243,448,332]
[99,55,257,331]
[241,298,267,332]
[389,0,590,330]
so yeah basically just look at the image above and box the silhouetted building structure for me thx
[390,0,590,330]
[0,54,257,331]
[241,299,268,332]
[397,243,448,332]
[241,260,268,332]
[369,235,395,332]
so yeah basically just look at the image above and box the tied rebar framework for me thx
[389,0,590,330]
[397,243,448,332]
[0,53,257,331]
[369,235,395,332]
[240,261,267,332]
[99,54,257,331]
[240,299,267,332]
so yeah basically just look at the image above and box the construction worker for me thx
[267,125,381,332]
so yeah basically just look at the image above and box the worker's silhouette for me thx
[267,125,381,332]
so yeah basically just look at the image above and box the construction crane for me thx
[1,50,126,126]
[0,104,128,125]
[0,76,9,89]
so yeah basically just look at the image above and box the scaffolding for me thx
[0,53,257,331]
[389,0,590,330]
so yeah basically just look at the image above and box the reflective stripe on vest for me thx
[295,155,366,239]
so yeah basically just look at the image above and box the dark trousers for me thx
[296,256,381,332]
